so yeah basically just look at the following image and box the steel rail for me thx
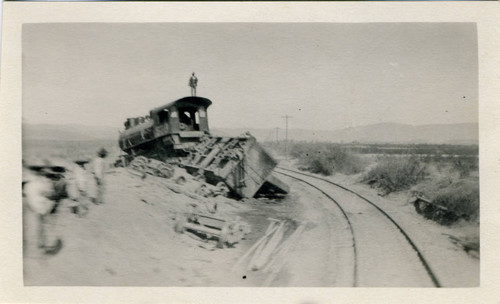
[276,167,442,288]
[274,170,358,287]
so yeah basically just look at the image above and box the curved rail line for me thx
[274,170,358,287]
[275,167,442,288]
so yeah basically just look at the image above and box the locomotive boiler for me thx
[118,96,289,198]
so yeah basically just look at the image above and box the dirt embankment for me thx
[25,167,246,286]
[24,160,479,287]
[23,167,321,286]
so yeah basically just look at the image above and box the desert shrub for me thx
[308,157,332,175]
[363,155,427,194]
[418,154,478,178]
[411,178,479,224]
[452,157,478,178]
[432,180,479,221]
[290,143,365,175]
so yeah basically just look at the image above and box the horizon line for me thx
[22,121,479,131]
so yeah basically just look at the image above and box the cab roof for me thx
[150,96,212,116]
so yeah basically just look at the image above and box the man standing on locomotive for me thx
[189,72,198,96]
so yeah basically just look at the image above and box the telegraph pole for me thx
[275,127,279,143]
[281,115,292,160]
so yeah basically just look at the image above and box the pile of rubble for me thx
[127,163,251,249]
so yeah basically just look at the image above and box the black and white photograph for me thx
[20,22,480,287]
[1,2,500,303]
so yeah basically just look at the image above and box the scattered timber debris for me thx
[232,218,307,286]
[128,156,175,179]
[174,210,251,249]
[115,94,292,256]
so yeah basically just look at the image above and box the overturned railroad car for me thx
[118,96,289,198]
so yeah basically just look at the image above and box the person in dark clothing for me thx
[189,72,198,96]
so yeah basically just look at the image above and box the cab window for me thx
[158,109,169,124]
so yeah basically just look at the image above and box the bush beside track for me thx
[264,141,479,226]
[264,141,366,175]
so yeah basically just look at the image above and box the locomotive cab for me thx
[150,96,211,136]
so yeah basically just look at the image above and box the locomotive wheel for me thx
[129,156,148,172]
[133,156,148,164]
[130,162,145,172]
[215,182,230,197]
[157,164,174,179]
[175,176,187,185]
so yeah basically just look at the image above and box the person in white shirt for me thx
[66,160,90,217]
[23,160,65,257]
[91,148,108,204]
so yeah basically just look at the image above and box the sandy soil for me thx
[329,174,479,287]
[24,166,338,286]
[24,161,479,287]
[276,170,435,287]
[278,160,479,287]
[24,168,253,286]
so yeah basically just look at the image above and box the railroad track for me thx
[275,167,441,287]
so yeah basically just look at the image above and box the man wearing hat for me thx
[23,158,66,257]
[91,148,108,204]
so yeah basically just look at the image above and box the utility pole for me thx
[275,127,279,143]
[281,115,292,160]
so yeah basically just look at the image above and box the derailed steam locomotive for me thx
[118,96,289,198]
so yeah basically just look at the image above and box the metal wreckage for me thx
[117,96,289,198]
[116,96,289,247]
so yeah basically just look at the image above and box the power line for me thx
[281,115,292,160]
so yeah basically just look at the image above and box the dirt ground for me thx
[279,161,479,287]
[24,166,317,286]
[23,161,479,287]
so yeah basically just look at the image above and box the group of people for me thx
[22,148,109,257]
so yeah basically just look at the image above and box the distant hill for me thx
[23,122,478,145]
[23,124,120,141]
[213,123,478,145]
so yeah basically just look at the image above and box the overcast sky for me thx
[23,23,477,131]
